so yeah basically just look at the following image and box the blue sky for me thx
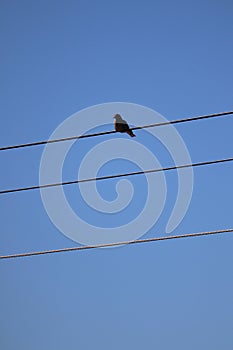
[1,0,233,349]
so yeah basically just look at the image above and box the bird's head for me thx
[113,114,122,121]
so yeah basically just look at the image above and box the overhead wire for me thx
[0,228,232,260]
[1,112,232,260]
[1,156,233,195]
[0,111,232,151]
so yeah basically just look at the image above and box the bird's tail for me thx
[127,130,136,137]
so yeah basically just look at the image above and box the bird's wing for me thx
[121,120,130,130]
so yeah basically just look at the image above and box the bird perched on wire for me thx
[113,114,136,137]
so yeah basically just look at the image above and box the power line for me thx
[0,156,233,195]
[0,228,232,260]
[0,111,232,151]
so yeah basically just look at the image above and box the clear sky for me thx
[1,0,233,349]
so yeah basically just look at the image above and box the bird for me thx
[113,114,136,137]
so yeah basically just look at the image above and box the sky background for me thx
[1,0,233,349]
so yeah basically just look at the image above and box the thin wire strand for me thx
[1,156,233,195]
[1,111,233,151]
[0,228,232,260]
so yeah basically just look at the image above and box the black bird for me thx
[113,114,136,137]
